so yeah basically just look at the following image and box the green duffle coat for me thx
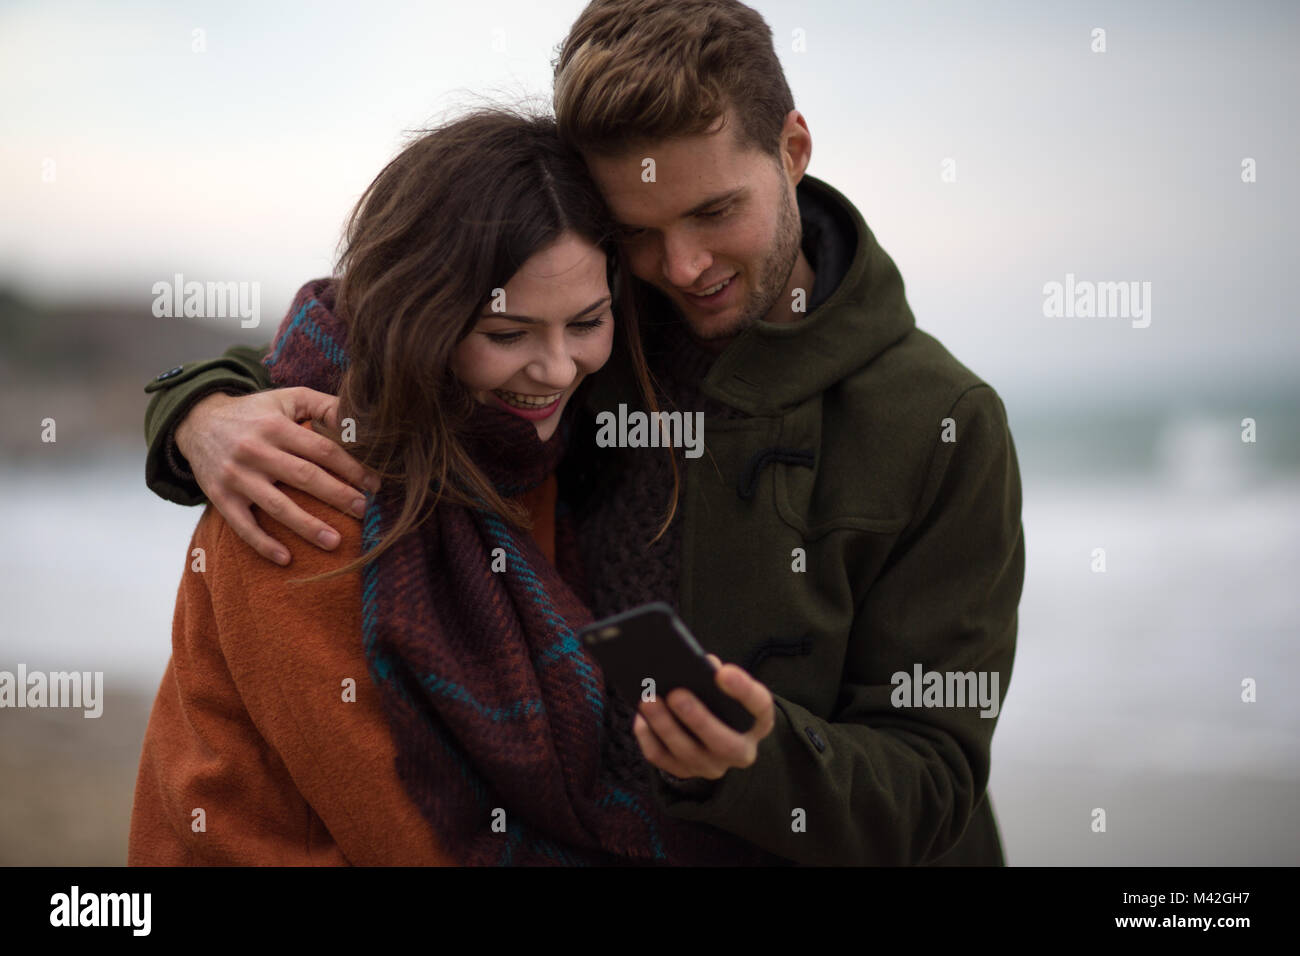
[573,176,1025,865]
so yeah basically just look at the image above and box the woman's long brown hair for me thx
[314,108,677,578]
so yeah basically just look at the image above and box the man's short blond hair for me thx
[553,0,795,157]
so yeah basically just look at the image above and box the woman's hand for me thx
[632,653,776,782]
[175,388,380,565]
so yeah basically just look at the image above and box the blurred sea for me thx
[1,397,1298,864]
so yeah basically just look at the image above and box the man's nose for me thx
[661,230,710,289]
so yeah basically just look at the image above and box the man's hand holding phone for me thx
[578,603,777,784]
[633,652,776,782]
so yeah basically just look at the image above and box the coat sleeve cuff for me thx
[144,369,262,506]
[143,347,272,506]
[646,697,793,818]
[654,767,720,800]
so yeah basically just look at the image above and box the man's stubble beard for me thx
[695,180,802,342]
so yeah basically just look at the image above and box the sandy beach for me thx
[3,685,1297,866]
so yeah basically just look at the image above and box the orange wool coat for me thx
[128,475,558,866]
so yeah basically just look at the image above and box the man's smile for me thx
[681,273,739,310]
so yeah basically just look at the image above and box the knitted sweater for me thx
[129,476,557,865]
[576,315,747,799]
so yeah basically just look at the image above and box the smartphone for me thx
[578,602,756,734]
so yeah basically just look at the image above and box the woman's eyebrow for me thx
[478,294,612,323]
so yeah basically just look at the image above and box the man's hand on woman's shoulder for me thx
[176,388,379,566]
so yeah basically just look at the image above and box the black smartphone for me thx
[578,602,756,734]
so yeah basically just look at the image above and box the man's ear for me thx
[780,110,812,186]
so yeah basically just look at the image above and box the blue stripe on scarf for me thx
[497,822,589,867]
[597,785,667,861]
[528,833,584,865]
[359,504,395,685]
[266,298,349,371]
[479,510,605,714]
[418,673,545,722]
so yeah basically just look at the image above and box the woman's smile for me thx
[490,387,565,421]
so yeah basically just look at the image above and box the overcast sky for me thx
[2,0,1296,408]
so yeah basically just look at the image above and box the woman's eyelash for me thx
[484,315,607,344]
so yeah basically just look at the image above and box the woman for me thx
[129,108,775,866]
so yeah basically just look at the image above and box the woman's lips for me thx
[490,388,564,421]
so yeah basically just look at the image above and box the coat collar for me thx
[699,174,917,416]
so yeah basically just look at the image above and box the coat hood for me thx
[699,174,917,416]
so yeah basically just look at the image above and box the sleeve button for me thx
[155,366,184,381]
[805,727,825,752]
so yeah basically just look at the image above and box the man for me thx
[142,0,1024,865]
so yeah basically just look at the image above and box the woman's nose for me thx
[526,336,578,389]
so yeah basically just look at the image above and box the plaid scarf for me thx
[265,278,784,866]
